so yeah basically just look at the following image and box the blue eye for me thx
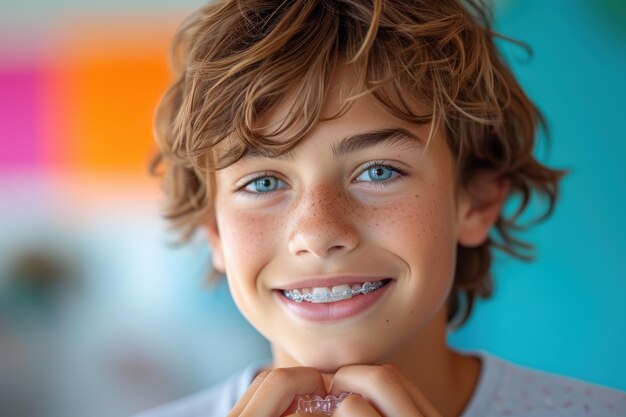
[243,176,285,193]
[356,165,399,182]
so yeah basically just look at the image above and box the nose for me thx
[287,184,359,258]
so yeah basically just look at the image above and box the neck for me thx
[270,307,481,417]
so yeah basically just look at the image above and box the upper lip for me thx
[275,276,392,291]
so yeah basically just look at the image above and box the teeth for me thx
[332,284,352,295]
[312,287,330,297]
[283,280,385,303]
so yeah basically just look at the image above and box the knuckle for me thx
[381,362,402,375]
[264,367,293,386]
[253,369,271,383]
[367,365,399,386]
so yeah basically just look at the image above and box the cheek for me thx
[360,186,459,324]
[218,209,285,281]
[361,191,457,262]
[217,208,287,325]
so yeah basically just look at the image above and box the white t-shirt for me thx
[132,351,626,417]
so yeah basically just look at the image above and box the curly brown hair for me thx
[151,0,565,328]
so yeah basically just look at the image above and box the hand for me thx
[227,366,327,417]
[328,364,444,417]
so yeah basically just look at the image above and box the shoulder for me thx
[462,350,626,417]
[131,361,265,417]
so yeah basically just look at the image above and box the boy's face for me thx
[207,72,498,372]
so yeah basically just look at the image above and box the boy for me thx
[137,0,626,416]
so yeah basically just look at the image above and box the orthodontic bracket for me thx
[284,281,385,303]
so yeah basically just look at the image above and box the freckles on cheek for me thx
[363,196,433,240]
[362,194,455,268]
[220,210,280,261]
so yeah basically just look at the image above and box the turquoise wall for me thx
[449,0,626,391]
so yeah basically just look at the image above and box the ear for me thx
[205,215,225,273]
[457,171,510,247]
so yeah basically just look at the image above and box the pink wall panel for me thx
[0,67,43,170]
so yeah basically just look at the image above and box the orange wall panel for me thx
[70,52,170,175]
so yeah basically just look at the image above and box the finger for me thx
[230,367,327,417]
[228,369,271,415]
[385,365,442,416]
[332,394,381,417]
[329,365,427,416]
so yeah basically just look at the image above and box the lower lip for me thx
[276,281,393,322]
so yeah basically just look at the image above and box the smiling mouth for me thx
[282,279,391,304]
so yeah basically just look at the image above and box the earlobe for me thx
[206,216,225,272]
[457,171,510,247]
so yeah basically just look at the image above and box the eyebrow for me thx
[332,128,423,158]
[227,127,423,163]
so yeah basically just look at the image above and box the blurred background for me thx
[0,0,625,416]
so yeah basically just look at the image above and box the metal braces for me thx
[284,281,384,303]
